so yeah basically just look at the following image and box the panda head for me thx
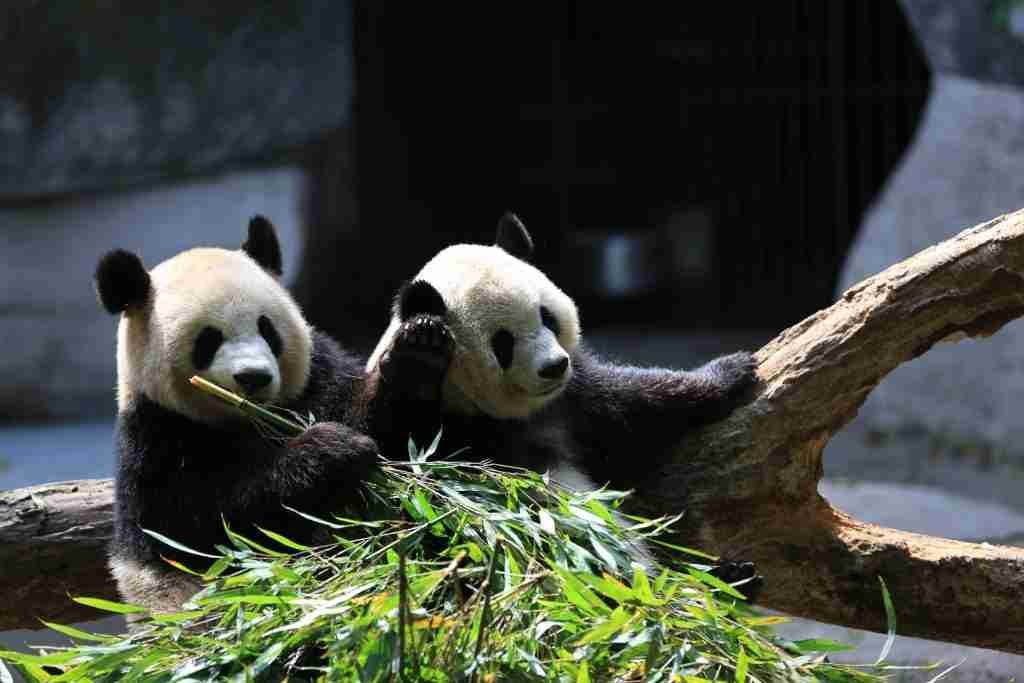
[94,216,313,423]
[369,213,581,419]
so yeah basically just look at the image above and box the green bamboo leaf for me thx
[631,566,663,606]
[72,596,147,614]
[257,526,312,552]
[578,573,633,603]
[686,566,746,600]
[202,555,233,580]
[160,555,204,576]
[281,505,347,529]
[223,520,288,557]
[141,528,221,559]
[735,645,749,682]
[791,638,855,653]
[588,533,618,572]
[876,576,897,664]
[575,606,633,646]
[198,592,295,606]
[538,508,556,535]
[39,620,120,643]
[422,427,444,460]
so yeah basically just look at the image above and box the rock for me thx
[0,1,352,199]
[838,73,1024,469]
[902,0,1024,86]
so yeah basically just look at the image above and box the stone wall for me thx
[0,168,305,421]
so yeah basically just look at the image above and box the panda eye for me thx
[491,329,515,370]
[540,306,560,335]
[192,326,223,370]
[259,315,284,356]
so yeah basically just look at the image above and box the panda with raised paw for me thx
[95,216,377,617]
[359,212,761,596]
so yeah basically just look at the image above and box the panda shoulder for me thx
[306,329,366,394]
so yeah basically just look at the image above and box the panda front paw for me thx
[293,421,379,481]
[707,351,758,398]
[708,559,763,604]
[381,315,454,401]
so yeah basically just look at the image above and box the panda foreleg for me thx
[708,558,764,604]
[685,350,759,420]
[380,315,454,403]
[572,348,756,440]
[232,422,379,507]
[370,314,454,454]
[109,555,203,625]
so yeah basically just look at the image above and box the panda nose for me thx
[539,356,569,380]
[234,370,272,394]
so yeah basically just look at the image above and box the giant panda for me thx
[358,213,760,593]
[362,212,756,488]
[95,216,377,616]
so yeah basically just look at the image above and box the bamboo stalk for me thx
[188,375,305,436]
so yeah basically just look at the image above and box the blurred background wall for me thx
[5,1,1024,678]
[0,1,929,423]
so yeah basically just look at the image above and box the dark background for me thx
[315,2,930,336]
[1,1,930,346]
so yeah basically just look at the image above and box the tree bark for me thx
[632,209,1024,654]
[3,210,1024,652]
[0,479,117,630]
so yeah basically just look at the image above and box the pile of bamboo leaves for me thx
[0,379,930,681]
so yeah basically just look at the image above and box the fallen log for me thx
[0,479,116,630]
[2,210,1023,653]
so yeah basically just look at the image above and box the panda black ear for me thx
[94,249,151,314]
[494,212,534,261]
[242,215,283,275]
[395,279,447,321]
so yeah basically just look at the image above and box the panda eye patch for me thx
[259,315,284,356]
[491,329,515,369]
[540,306,560,335]
[192,326,223,370]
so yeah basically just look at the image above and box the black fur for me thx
[95,249,151,314]
[709,560,763,603]
[364,334,755,484]
[259,315,284,356]
[242,215,283,275]
[494,212,534,261]
[113,331,376,570]
[396,279,448,320]
[191,326,224,370]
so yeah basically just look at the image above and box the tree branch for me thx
[3,210,1024,653]
[634,209,1024,653]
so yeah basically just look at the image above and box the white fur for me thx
[368,244,580,419]
[117,248,311,423]
[204,334,281,401]
[109,555,202,621]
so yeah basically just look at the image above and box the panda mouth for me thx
[529,380,567,399]
[508,382,562,400]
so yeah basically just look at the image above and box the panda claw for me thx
[382,314,454,398]
[708,558,763,604]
